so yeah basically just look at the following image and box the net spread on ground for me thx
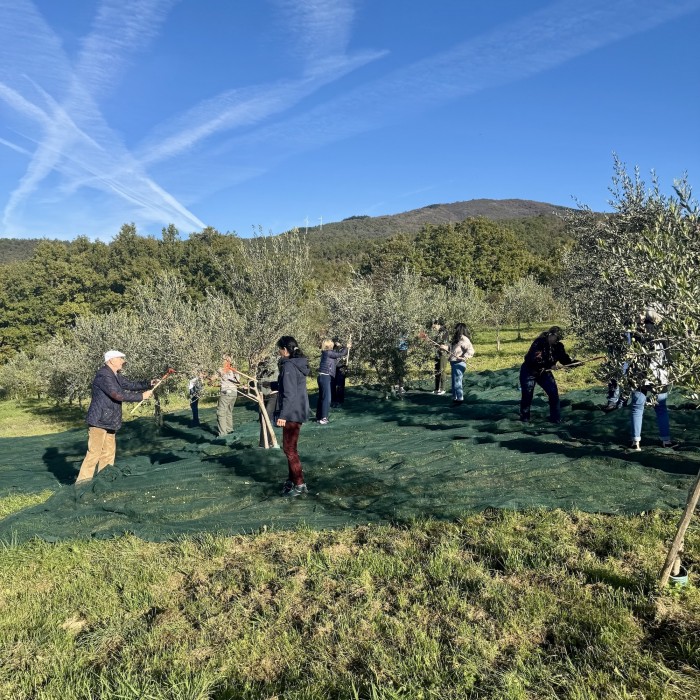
[1,368,698,543]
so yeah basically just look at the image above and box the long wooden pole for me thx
[547,356,606,372]
[659,468,700,587]
[130,369,175,414]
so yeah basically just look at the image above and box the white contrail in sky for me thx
[211,0,700,177]
[0,0,205,234]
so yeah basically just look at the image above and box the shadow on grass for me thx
[42,445,83,485]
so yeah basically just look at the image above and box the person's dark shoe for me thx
[452,399,463,406]
[548,417,563,424]
[281,480,294,495]
[519,415,530,423]
[629,440,641,452]
[660,440,679,449]
[282,483,308,497]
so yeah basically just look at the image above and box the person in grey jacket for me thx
[75,350,154,484]
[274,336,311,497]
[316,338,350,424]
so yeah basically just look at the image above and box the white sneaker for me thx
[436,390,446,395]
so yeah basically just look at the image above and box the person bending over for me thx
[519,326,577,423]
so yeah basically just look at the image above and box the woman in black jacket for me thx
[519,326,577,423]
[275,336,311,497]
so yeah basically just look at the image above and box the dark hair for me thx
[452,323,469,344]
[540,326,563,341]
[431,318,446,327]
[276,335,305,358]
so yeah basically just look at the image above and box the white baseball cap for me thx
[104,350,126,362]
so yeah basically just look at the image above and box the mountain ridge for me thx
[299,198,573,239]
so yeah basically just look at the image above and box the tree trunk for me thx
[658,467,700,587]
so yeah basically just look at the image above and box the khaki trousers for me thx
[216,391,237,436]
[75,427,117,483]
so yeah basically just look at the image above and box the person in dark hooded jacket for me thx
[75,350,154,484]
[519,326,577,423]
[274,336,311,496]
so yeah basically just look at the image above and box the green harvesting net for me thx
[2,368,699,543]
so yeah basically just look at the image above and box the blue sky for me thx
[1,0,699,240]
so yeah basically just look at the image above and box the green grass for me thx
[2,325,699,698]
[0,511,698,699]
[0,398,85,438]
[0,491,54,519]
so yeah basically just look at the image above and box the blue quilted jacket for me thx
[85,365,150,431]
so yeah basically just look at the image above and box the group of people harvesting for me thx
[76,336,351,498]
[75,309,676,496]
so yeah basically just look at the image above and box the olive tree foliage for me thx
[562,158,700,394]
[43,309,141,405]
[434,278,489,336]
[130,273,242,378]
[503,275,562,340]
[218,229,311,369]
[321,269,447,389]
[0,350,48,400]
[40,274,244,404]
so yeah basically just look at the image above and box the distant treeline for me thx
[0,214,570,361]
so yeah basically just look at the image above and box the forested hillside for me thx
[0,238,53,264]
[302,199,570,270]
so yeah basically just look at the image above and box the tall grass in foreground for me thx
[0,511,698,699]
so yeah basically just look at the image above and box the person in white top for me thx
[628,308,676,451]
[441,323,475,405]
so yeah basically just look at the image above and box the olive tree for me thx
[503,276,562,340]
[322,269,444,392]
[563,158,700,393]
[218,229,311,370]
[562,158,700,585]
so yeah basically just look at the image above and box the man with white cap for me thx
[75,350,154,484]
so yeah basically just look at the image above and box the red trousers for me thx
[282,421,304,485]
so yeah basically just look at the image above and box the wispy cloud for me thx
[0,136,32,157]
[212,0,700,175]
[136,0,385,167]
[0,0,205,235]
[0,0,385,236]
[2,0,697,238]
